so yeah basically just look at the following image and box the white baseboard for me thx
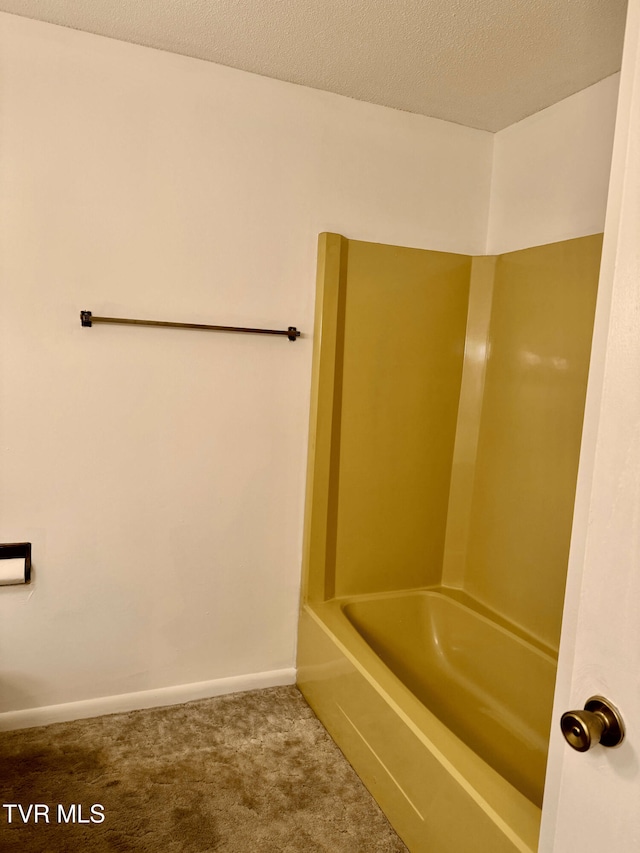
[0,668,297,732]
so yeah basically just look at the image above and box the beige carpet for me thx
[0,685,408,852]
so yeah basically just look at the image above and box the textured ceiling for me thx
[0,0,628,131]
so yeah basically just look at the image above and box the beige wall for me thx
[0,10,619,722]
[0,12,493,722]
[487,75,619,254]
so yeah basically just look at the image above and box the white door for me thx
[539,1,640,850]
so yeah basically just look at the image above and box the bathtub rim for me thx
[301,590,544,853]
[341,587,559,664]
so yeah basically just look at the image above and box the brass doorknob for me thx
[561,696,625,752]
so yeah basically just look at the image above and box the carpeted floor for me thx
[0,685,408,852]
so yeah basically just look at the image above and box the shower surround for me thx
[297,232,602,852]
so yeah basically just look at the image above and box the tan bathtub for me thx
[297,588,556,853]
[343,590,556,808]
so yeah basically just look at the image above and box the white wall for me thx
[0,12,493,723]
[0,11,620,727]
[487,74,620,255]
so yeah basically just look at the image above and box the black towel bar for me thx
[80,311,300,341]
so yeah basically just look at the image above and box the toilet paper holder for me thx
[0,543,32,585]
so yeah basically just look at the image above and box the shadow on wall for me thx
[0,673,44,723]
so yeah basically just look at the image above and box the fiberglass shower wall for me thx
[305,232,601,650]
[315,234,471,600]
[446,235,602,649]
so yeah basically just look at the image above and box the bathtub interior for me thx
[297,232,602,849]
[342,589,557,807]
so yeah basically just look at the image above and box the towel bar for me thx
[80,311,300,341]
